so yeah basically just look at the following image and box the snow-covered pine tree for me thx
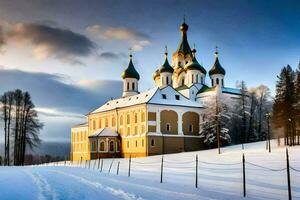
[200,94,231,150]
[235,81,249,146]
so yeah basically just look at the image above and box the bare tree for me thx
[1,90,43,166]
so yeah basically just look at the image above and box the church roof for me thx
[159,55,174,73]
[209,51,226,76]
[72,122,88,129]
[91,86,203,113]
[174,21,192,56]
[197,85,215,94]
[196,85,241,95]
[121,54,140,80]
[184,49,206,74]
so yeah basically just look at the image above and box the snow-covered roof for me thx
[91,86,203,113]
[89,128,118,138]
[197,86,241,96]
[222,87,241,95]
[72,123,88,128]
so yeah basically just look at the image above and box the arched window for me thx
[112,117,116,126]
[216,78,219,85]
[134,113,138,123]
[127,114,130,124]
[141,112,145,122]
[151,139,155,147]
[181,79,184,86]
[201,77,203,84]
[105,118,108,127]
[212,79,214,86]
[162,77,164,85]
[196,74,198,83]
[192,74,194,83]
[127,141,129,148]
[98,119,101,128]
[92,120,96,130]
[116,142,120,152]
[120,115,123,125]
[189,124,193,133]
[109,141,114,152]
[135,140,138,147]
[99,141,105,152]
[132,82,135,90]
[134,126,137,134]
[127,127,130,135]
[166,123,171,132]
[127,82,130,90]
[222,79,224,87]
[166,76,169,85]
[141,125,145,133]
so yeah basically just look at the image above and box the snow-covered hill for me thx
[1,140,300,200]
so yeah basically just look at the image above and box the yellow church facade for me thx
[70,19,238,161]
[71,86,204,161]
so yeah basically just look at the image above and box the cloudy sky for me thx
[0,0,299,142]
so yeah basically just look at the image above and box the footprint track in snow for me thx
[51,170,144,200]
[24,169,58,200]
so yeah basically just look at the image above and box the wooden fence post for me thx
[108,159,114,173]
[93,160,96,170]
[117,161,120,175]
[196,154,198,188]
[160,156,164,183]
[100,159,103,172]
[286,148,292,200]
[128,155,132,177]
[243,153,246,197]
[97,158,100,170]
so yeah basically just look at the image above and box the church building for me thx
[70,20,241,161]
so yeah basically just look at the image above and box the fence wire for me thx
[246,161,286,172]
[290,166,300,173]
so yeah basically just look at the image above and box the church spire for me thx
[174,16,192,56]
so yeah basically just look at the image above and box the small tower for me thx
[121,53,140,97]
[209,47,226,88]
[153,46,174,88]
[184,47,206,85]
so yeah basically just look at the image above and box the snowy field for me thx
[1,140,300,200]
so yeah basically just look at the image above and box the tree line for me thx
[0,89,43,166]
[273,63,300,146]
[200,82,273,149]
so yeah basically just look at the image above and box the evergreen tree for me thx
[200,94,231,151]
[294,62,300,143]
[273,65,296,145]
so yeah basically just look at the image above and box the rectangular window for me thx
[175,95,180,100]
[162,94,167,99]
[151,139,155,147]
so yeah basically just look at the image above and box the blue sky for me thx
[0,0,299,142]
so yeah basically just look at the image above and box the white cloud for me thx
[86,24,151,51]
